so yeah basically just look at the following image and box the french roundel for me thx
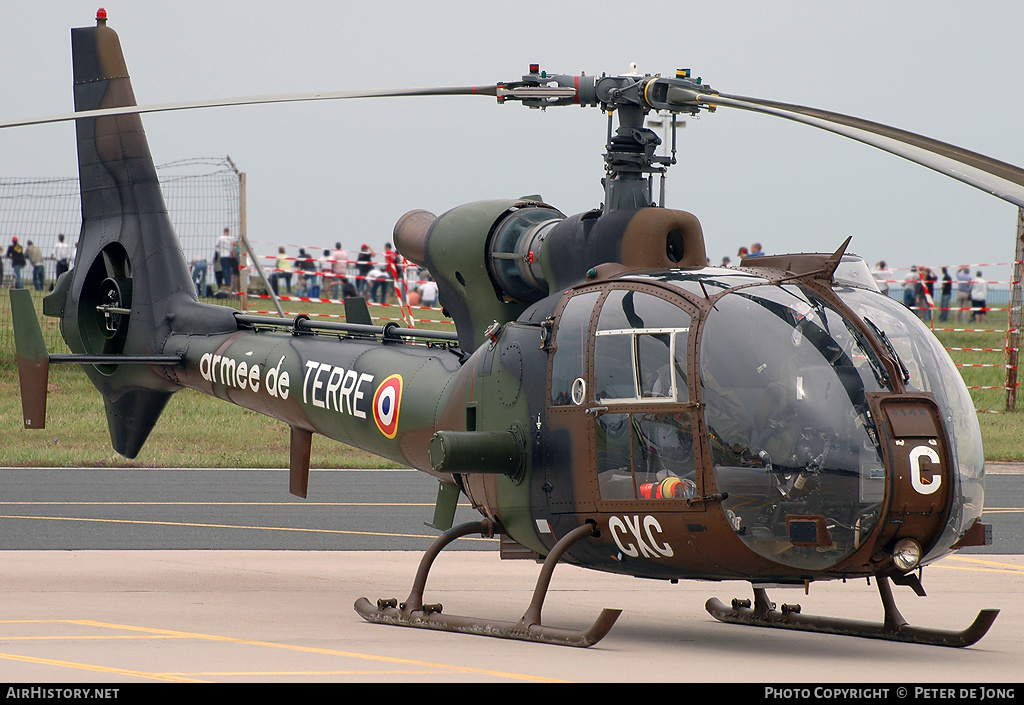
[373,374,403,439]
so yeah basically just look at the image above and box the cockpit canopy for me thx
[547,266,983,572]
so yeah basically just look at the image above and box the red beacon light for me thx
[96,8,108,24]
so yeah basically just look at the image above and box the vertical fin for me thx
[289,427,313,498]
[427,481,461,531]
[60,14,200,458]
[103,389,174,460]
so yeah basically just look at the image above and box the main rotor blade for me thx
[698,93,1024,209]
[0,85,499,130]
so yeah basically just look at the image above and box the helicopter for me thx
[6,10,1020,648]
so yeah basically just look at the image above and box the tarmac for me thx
[0,463,1020,684]
[0,549,1021,684]
[987,462,1024,474]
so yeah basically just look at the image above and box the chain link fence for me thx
[0,158,241,366]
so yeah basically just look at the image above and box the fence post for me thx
[1006,207,1023,412]
[227,157,284,318]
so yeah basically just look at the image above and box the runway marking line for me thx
[167,670,460,676]
[0,513,496,542]
[943,555,1024,573]
[0,619,565,683]
[0,501,450,507]
[0,649,205,683]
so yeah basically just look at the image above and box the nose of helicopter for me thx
[696,277,979,578]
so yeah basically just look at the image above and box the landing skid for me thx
[355,519,622,647]
[706,576,999,648]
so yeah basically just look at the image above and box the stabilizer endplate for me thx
[10,290,51,429]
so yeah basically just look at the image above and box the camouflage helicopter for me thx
[7,10,1020,648]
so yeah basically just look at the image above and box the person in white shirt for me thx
[216,228,235,289]
[51,233,73,288]
[970,271,988,322]
[871,261,890,296]
[420,275,438,307]
[368,265,387,303]
[955,267,973,322]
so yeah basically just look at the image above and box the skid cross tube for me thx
[355,520,622,647]
[705,576,999,648]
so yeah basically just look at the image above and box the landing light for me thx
[892,538,923,572]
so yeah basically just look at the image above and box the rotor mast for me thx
[497,65,714,212]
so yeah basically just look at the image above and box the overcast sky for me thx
[3,1,1024,281]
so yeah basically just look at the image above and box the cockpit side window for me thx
[597,411,697,501]
[637,333,674,399]
[593,289,691,403]
[550,291,600,406]
[585,288,698,503]
[594,332,635,401]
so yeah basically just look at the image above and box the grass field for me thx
[1,289,1020,465]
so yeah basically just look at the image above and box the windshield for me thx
[836,286,984,562]
[700,284,889,570]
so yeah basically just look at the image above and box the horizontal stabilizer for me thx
[49,354,182,365]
